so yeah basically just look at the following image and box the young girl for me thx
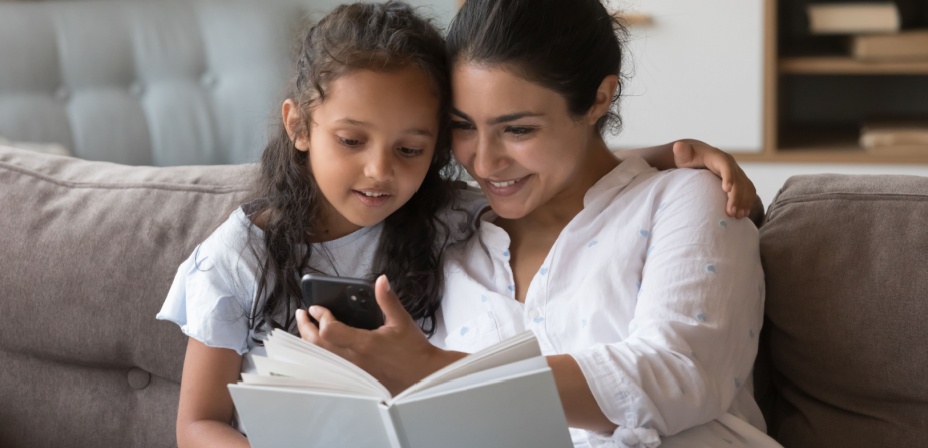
[298,1,781,448]
[158,1,758,446]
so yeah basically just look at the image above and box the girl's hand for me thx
[672,139,757,219]
[295,275,465,396]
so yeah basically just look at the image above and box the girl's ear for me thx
[282,99,311,152]
[587,74,619,127]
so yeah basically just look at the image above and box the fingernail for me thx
[380,274,391,292]
[308,306,320,317]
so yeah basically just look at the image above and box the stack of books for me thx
[807,2,928,61]
[860,120,928,156]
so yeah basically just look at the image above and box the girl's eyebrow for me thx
[335,118,433,137]
[450,107,543,125]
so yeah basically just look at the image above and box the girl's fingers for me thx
[374,275,414,327]
[671,140,696,167]
[296,308,320,343]
[309,305,359,349]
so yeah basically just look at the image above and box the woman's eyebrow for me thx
[450,108,544,125]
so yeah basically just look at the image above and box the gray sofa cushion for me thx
[0,146,252,446]
[0,0,304,166]
[759,174,928,447]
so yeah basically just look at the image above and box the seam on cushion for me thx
[0,161,250,193]
[767,192,928,220]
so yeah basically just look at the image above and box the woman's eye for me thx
[398,147,425,157]
[337,137,361,147]
[450,120,475,131]
[505,126,535,136]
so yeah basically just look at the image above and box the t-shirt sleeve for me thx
[156,213,259,355]
[570,170,765,440]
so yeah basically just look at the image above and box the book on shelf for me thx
[850,30,928,61]
[860,120,928,155]
[228,329,572,448]
[807,2,900,34]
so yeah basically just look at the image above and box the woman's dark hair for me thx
[446,0,627,134]
[246,1,457,339]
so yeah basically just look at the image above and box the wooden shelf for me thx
[736,149,928,164]
[757,0,928,164]
[779,57,928,75]
[736,126,928,163]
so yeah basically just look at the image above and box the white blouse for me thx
[432,157,776,448]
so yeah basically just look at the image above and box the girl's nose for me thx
[364,147,395,181]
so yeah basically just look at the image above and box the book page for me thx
[257,329,391,400]
[392,330,541,401]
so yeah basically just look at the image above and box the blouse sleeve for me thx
[156,214,259,355]
[570,170,765,441]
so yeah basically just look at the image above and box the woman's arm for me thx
[623,139,757,219]
[566,171,764,436]
[176,338,250,448]
[546,354,616,432]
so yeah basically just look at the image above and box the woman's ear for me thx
[282,99,310,152]
[587,75,619,126]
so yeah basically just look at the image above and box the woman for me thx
[298,1,779,446]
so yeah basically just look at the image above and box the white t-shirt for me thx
[156,207,383,366]
[157,188,486,371]
[432,157,777,448]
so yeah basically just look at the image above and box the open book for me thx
[228,329,572,448]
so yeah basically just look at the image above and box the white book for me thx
[807,3,900,34]
[229,329,572,448]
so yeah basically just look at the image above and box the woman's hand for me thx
[671,139,758,219]
[296,275,465,396]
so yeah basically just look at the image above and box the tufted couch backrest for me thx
[0,0,310,166]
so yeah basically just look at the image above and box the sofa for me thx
[3,146,927,448]
[0,0,311,166]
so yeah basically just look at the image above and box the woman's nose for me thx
[472,135,507,179]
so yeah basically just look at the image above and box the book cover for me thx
[807,2,900,34]
[860,120,928,155]
[851,30,928,60]
[228,330,573,448]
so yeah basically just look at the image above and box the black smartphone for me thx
[300,273,384,330]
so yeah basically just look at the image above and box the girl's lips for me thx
[353,190,392,207]
[482,175,530,197]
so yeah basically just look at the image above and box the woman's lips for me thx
[482,175,529,197]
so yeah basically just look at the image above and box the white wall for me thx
[301,0,457,28]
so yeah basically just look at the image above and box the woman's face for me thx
[286,66,439,239]
[450,63,606,221]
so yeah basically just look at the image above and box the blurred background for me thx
[1,0,926,206]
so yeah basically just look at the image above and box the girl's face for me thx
[450,63,611,221]
[287,67,439,239]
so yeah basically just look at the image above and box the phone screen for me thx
[301,274,384,330]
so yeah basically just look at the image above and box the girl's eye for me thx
[505,126,536,136]
[450,120,475,131]
[337,137,362,147]
[397,147,425,157]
